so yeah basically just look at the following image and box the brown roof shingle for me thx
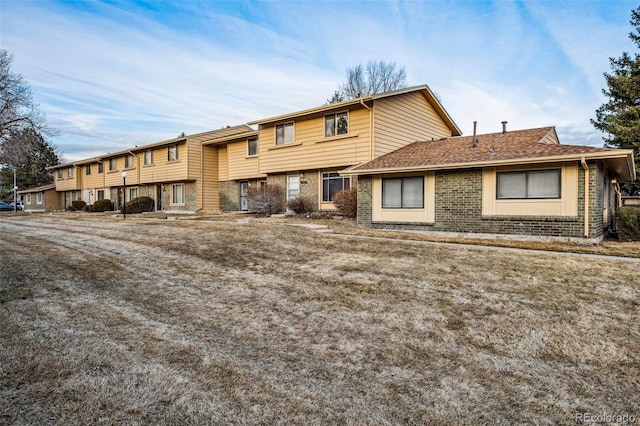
[348,127,630,173]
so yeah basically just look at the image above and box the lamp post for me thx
[13,167,17,213]
[121,171,127,219]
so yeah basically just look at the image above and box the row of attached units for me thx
[36,84,635,242]
[44,85,460,214]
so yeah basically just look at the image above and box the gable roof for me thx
[343,127,636,181]
[248,85,462,136]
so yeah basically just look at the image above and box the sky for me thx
[1,0,638,162]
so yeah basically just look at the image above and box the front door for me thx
[156,185,163,211]
[240,182,249,211]
[287,175,300,211]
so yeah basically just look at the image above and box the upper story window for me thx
[144,149,153,165]
[98,162,104,173]
[383,176,424,209]
[497,169,561,199]
[67,167,73,178]
[168,145,178,162]
[125,154,134,169]
[325,111,348,138]
[109,158,117,171]
[85,164,91,175]
[275,122,294,145]
[57,169,63,179]
[247,138,258,157]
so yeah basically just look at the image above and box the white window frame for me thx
[168,145,179,162]
[109,158,117,171]
[98,162,104,173]
[247,138,258,157]
[322,172,350,202]
[275,122,294,145]
[97,189,105,201]
[324,111,349,138]
[171,183,184,205]
[57,169,63,179]
[144,149,153,165]
[129,187,138,200]
[496,169,561,199]
[26,194,32,203]
[37,192,43,204]
[125,154,134,169]
[67,167,73,178]
[382,176,424,209]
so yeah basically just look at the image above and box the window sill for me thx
[246,155,258,159]
[107,170,120,174]
[143,164,155,167]
[268,143,302,151]
[315,133,359,144]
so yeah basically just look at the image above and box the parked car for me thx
[0,201,14,211]
[8,202,23,211]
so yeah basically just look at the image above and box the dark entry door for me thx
[156,185,163,211]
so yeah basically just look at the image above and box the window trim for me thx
[109,158,117,172]
[144,149,154,165]
[496,169,561,200]
[382,176,425,209]
[85,164,91,176]
[171,183,184,205]
[322,172,350,203]
[168,145,179,162]
[67,167,73,178]
[324,111,349,138]
[125,154,134,169]
[37,192,43,204]
[57,169,63,180]
[247,138,258,157]
[275,122,294,146]
[26,194,31,204]
[98,162,104,174]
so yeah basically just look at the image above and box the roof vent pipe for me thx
[472,121,478,148]
[502,121,507,134]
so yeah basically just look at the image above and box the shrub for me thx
[124,196,155,214]
[615,206,640,241]
[247,184,284,216]
[286,196,315,214]
[92,199,113,212]
[68,200,87,211]
[332,188,357,217]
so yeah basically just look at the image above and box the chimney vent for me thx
[472,121,478,148]
[502,121,507,134]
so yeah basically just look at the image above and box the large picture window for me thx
[325,112,348,137]
[322,172,350,202]
[383,176,424,208]
[275,122,294,145]
[497,169,561,199]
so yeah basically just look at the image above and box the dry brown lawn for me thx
[0,213,638,425]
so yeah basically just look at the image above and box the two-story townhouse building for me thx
[48,125,254,212]
[244,85,461,212]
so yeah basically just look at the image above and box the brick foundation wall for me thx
[359,163,604,240]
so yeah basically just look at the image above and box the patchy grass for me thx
[0,214,638,424]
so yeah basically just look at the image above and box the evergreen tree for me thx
[592,7,640,195]
[0,128,60,199]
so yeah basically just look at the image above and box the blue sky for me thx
[1,0,638,161]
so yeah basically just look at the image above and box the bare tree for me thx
[0,49,52,144]
[333,60,408,101]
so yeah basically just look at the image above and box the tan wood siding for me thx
[228,139,264,180]
[187,139,202,181]
[55,167,80,191]
[136,143,189,184]
[83,162,106,189]
[373,91,452,158]
[201,145,219,211]
[258,107,371,174]
[217,145,229,181]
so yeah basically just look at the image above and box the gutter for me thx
[581,157,589,239]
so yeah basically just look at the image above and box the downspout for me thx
[581,157,589,238]
[197,143,204,213]
[360,99,373,160]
